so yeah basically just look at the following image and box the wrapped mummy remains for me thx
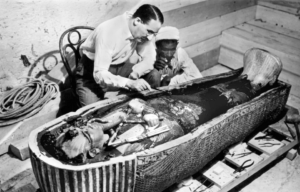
[46,99,162,163]
[42,48,282,164]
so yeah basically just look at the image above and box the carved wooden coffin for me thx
[29,66,290,192]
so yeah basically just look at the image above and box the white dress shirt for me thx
[81,12,156,89]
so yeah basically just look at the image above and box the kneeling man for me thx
[149,26,203,87]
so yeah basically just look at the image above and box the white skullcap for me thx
[155,26,180,42]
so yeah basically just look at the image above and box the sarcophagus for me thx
[29,48,290,192]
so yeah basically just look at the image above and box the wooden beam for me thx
[248,20,300,40]
[218,47,244,69]
[218,138,299,192]
[221,28,300,76]
[9,137,29,161]
[185,36,221,73]
[185,36,220,58]
[162,0,256,29]
[256,5,300,32]
[179,6,256,48]
[129,0,207,13]
[236,23,300,57]
[192,48,220,72]
[282,140,297,161]
[258,1,300,15]
[287,94,300,112]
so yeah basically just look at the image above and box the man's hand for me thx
[154,58,169,70]
[126,79,152,92]
[161,75,171,86]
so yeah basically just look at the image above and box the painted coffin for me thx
[29,66,290,192]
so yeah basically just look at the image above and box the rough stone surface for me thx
[0,0,140,92]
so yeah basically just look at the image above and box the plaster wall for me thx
[0,0,140,92]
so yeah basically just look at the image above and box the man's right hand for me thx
[126,79,152,92]
[154,58,168,70]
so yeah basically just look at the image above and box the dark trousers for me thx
[75,54,161,107]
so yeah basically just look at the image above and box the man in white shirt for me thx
[76,4,164,106]
[148,26,202,87]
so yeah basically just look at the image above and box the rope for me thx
[0,78,59,127]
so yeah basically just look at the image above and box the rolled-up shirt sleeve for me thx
[170,48,202,85]
[131,39,156,78]
[93,30,129,89]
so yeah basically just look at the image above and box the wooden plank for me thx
[282,140,297,160]
[9,137,29,161]
[235,23,300,57]
[129,0,207,13]
[203,161,235,188]
[218,138,299,192]
[201,64,232,77]
[259,0,300,4]
[192,47,220,72]
[258,1,300,15]
[256,5,300,32]
[248,20,300,40]
[184,36,221,72]
[287,94,300,112]
[179,6,256,48]
[225,147,264,171]
[185,36,220,58]
[0,169,38,192]
[218,47,244,69]
[277,70,300,98]
[162,0,256,29]
[248,132,285,155]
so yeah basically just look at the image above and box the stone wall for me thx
[0,0,140,92]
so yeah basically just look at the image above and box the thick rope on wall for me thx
[0,78,59,127]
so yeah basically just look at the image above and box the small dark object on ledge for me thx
[20,55,31,67]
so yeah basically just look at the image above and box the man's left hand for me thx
[161,75,171,86]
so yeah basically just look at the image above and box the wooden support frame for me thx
[201,105,300,192]
[218,138,298,192]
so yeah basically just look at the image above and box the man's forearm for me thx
[93,70,129,89]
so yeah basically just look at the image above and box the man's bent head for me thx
[155,26,180,63]
[131,4,164,43]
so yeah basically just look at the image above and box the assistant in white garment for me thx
[148,26,202,87]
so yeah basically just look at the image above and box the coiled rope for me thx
[0,78,59,127]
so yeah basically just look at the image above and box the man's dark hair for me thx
[156,40,178,49]
[133,4,164,24]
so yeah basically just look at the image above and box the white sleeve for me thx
[170,48,202,85]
